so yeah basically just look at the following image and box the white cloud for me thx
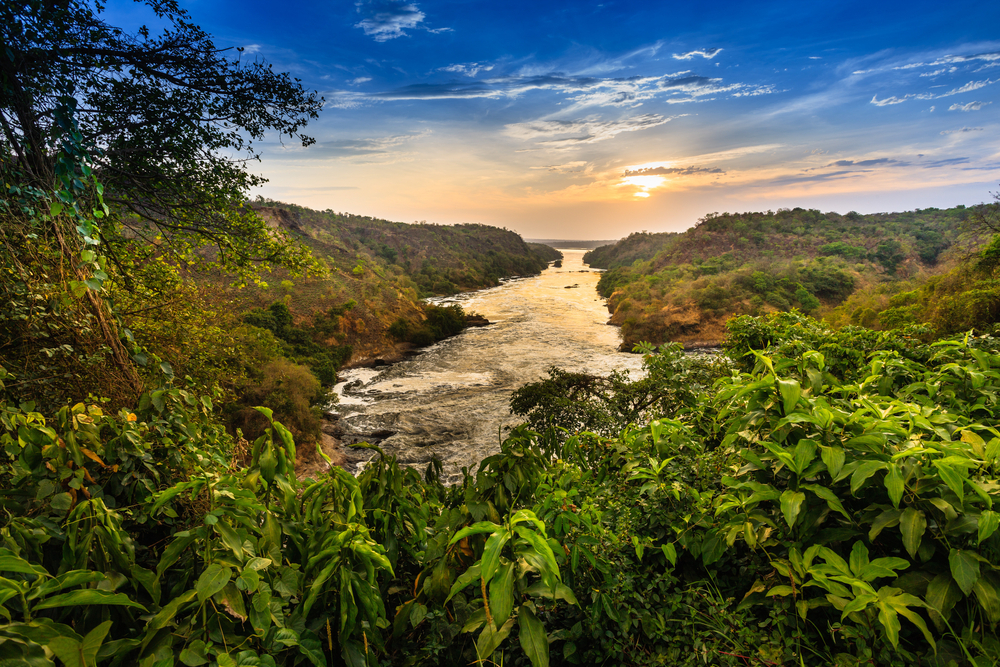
[531,161,589,173]
[439,62,495,77]
[505,114,679,148]
[949,101,992,111]
[673,48,723,60]
[941,126,984,133]
[348,77,372,85]
[354,0,438,41]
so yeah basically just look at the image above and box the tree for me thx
[0,0,323,278]
[0,0,324,408]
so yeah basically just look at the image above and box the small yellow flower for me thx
[127,413,137,422]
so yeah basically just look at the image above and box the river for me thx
[332,248,644,483]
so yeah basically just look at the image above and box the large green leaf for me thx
[933,461,965,504]
[518,605,550,667]
[972,572,1000,623]
[979,510,999,544]
[820,446,845,479]
[481,529,512,583]
[802,483,850,520]
[195,564,232,604]
[489,562,515,627]
[0,551,49,578]
[514,526,560,588]
[779,490,806,528]
[48,620,111,667]
[445,563,481,603]
[33,590,146,612]
[884,463,904,508]
[949,549,980,596]
[899,508,926,559]
[448,521,502,546]
[777,379,802,416]
[868,508,901,541]
[850,461,886,495]
[476,616,514,660]
[214,521,245,559]
[925,572,963,629]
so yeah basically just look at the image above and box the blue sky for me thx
[108,0,1000,238]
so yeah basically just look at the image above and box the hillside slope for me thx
[229,202,560,362]
[585,206,972,349]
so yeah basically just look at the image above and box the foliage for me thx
[585,206,968,348]
[4,312,1000,666]
[1,0,322,281]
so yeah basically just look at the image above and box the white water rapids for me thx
[332,249,644,483]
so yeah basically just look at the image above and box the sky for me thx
[106,0,1000,239]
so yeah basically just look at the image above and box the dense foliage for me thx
[3,315,1000,666]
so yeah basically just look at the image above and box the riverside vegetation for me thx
[585,205,985,349]
[2,1,1000,666]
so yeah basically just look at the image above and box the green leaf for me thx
[972,573,1000,623]
[884,463,904,508]
[925,572,963,628]
[949,549,980,596]
[195,564,232,604]
[780,490,806,528]
[476,616,514,660]
[933,461,965,504]
[448,521,501,546]
[489,562,515,627]
[850,461,886,495]
[481,529,512,583]
[49,620,111,667]
[820,446,845,479]
[518,605,550,667]
[869,509,901,541]
[661,543,677,566]
[0,551,49,578]
[215,521,245,559]
[445,563,482,603]
[791,439,817,476]
[777,379,802,415]
[979,510,999,544]
[801,483,850,520]
[33,590,146,611]
[899,508,926,559]
[514,526,560,588]
[849,542,870,577]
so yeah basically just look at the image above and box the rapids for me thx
[332,249,643,483]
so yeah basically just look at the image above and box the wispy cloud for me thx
[439,62,495,77]
[949,100,992,111]
[531,161,589,173]
[894,50,1000,71]
[330,71,774,109]
[870,78,997,107]
[870,93,934,106]
[623,166,724,176]
[825,158,903,168]
[348,77,372,85]
[303,131,429,161]
[941,126,984,133]
[505,114,678,148]
[354,0,449,41]
[673,48,722,60]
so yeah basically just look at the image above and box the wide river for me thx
[333,249,644,483]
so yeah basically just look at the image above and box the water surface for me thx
[333,249,642,482]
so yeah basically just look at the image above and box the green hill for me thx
[584,205,972,349]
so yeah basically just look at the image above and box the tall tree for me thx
[0,0,323,276]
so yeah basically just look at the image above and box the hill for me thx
[584,205,973,348]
